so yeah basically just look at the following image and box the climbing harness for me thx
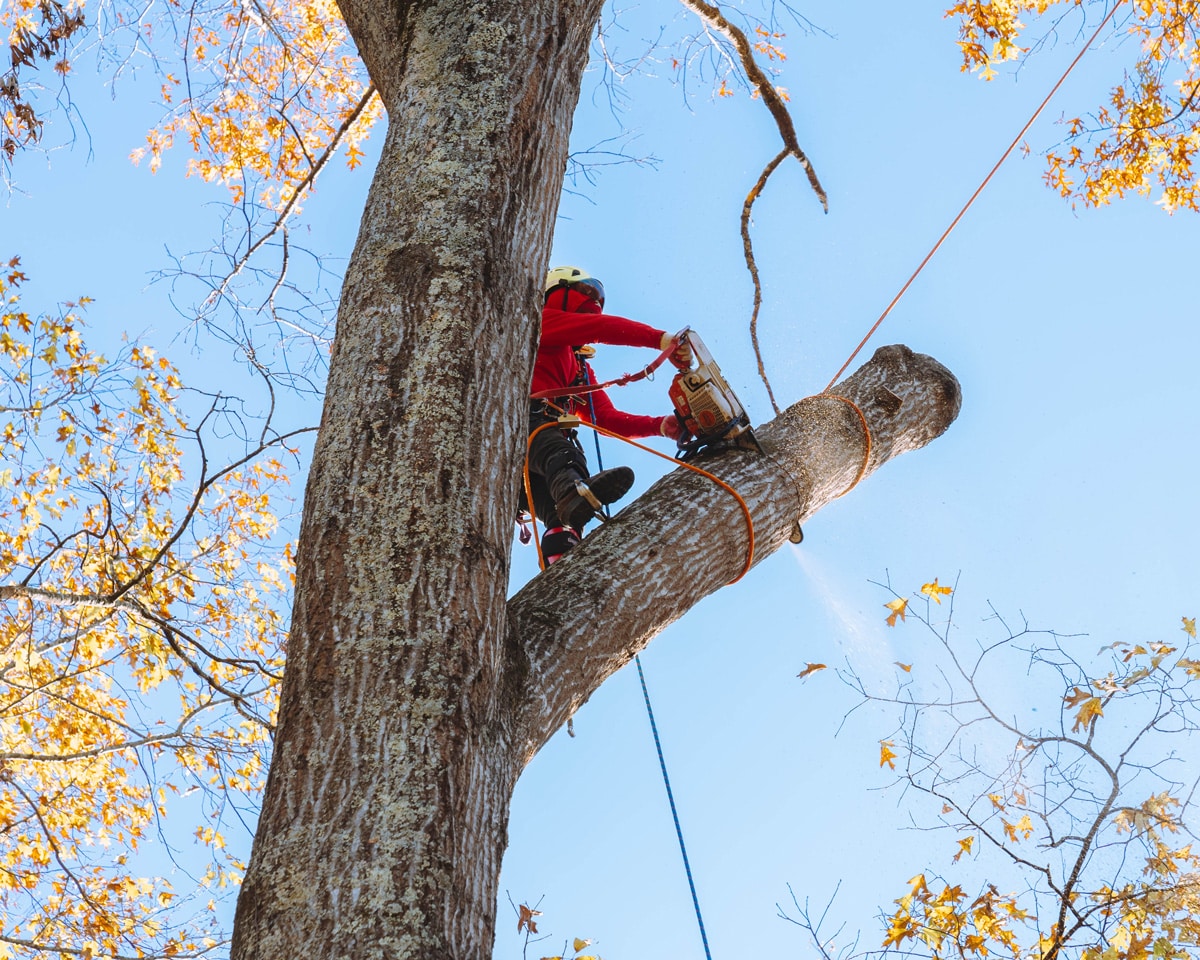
[523,328,758,578]
[522,408,756,581]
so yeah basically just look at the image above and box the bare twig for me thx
[677,0,827,411]
[203,82,378,311]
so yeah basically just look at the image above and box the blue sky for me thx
[5,1,1199,957]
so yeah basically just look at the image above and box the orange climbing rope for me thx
[523,411,756,583]
[822,0,1127,395]
[814,394,872,499]
[809,0,1127,496]
[524,4,1124,562]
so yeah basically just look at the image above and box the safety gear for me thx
[660,415,685,441]
[541,525,582,564]
[544,265,605,307]
[553,465,635,531]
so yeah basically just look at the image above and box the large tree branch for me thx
[508,344,961,758]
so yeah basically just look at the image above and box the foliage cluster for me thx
[949,0,1200,212]
[0,258,295,958]
[809,582,1200,960]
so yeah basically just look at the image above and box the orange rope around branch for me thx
[813,394,872,499]
[822,0,1127,394]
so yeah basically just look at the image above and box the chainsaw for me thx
[667,328,762,461]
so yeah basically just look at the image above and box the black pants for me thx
[524,402,589,529]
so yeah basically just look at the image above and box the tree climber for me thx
[527,265,690,563]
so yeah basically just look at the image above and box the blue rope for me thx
[583,357,711,956]
[635,655,714,960]
[584,374,609,517]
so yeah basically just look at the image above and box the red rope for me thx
[530,341,678,401]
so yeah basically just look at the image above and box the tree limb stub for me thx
[508,344,961,755]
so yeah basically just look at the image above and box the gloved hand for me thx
[660,331,693,368]
[660,414,685,441]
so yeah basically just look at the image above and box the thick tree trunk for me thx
[230,0,603,955]
[228,2,962,958]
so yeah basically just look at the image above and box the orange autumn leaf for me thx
[518,903,542,934]
[1072,696,1104,733]
[885,597,908,627]
[797,663,827,680]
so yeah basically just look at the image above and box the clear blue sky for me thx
[5,1,1198,957]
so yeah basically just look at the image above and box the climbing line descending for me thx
[635,654,715,960]
[822,0,1127,394]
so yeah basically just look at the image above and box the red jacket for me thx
[533,287,666,439]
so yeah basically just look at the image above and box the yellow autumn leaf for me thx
[1063,686,1092,708]
[1183,617,1196,638]
[573,939,592,952]
[953,836,974,862]
[885,597,908,627]
[895,661,912,672]
[1072,696,1104,732]
[920,579,952,603]
[880,740,898,770]
[0,265,293,953]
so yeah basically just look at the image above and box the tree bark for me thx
[230,0,603,954]
[228,0,962,956]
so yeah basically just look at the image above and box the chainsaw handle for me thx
[668,326,694,371]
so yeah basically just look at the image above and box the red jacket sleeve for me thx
[583,377,667,440]
[540,305,664,351]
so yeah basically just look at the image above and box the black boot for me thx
[552,466,635,530]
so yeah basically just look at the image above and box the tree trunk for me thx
[228,1,962,957]
[230,0,603,954]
